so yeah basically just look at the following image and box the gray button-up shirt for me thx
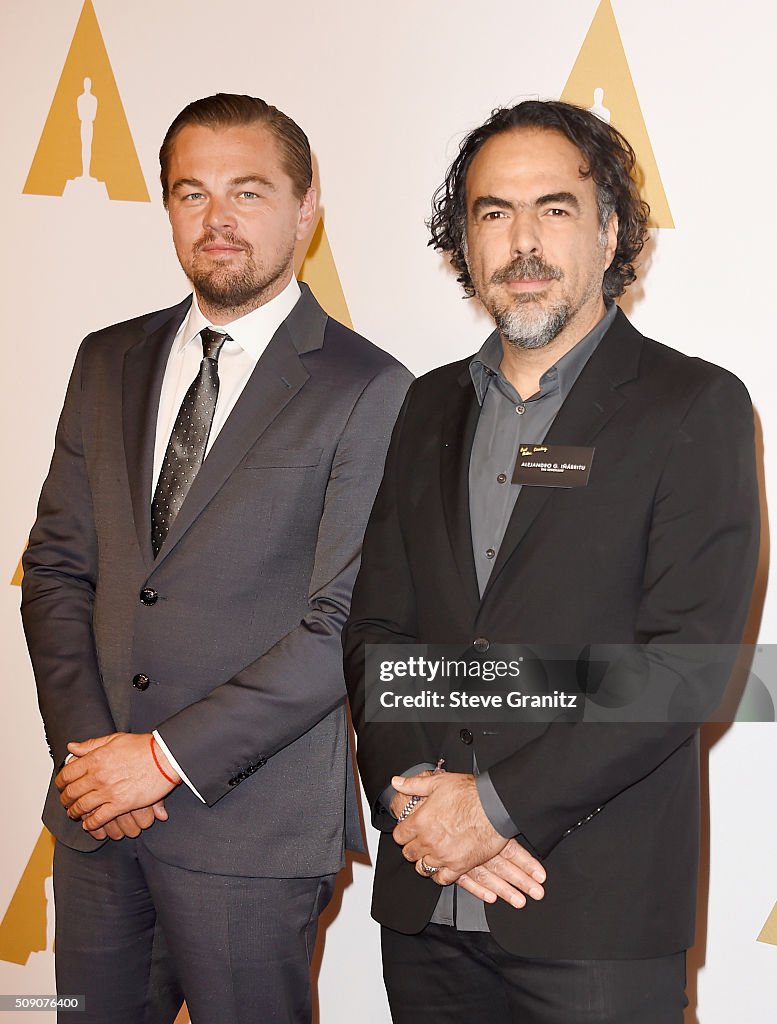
[431,302,616,930]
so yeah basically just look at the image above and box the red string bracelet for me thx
[150,735,180,786]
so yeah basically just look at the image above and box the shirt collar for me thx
[176,276,302,359]
[469,301,617,405]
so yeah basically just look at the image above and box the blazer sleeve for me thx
[486,368,761,856]
[343,384,436,831]
[21,338,117,769]
[156,363,412,806]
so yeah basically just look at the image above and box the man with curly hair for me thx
[344,100,759,1022]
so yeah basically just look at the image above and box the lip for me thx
[198,244,245,255]
[197,239,245,256]
[505,278,554,290]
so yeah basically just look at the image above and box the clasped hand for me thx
[391,771,545,909]
[55,732,179,840]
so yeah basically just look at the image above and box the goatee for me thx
[187,232,294,316]
[487,255,568,350]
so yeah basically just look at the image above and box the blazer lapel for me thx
[439,368,481,605]
[151,284,326,568]
[122,298,191,566]
[482,309,643,602]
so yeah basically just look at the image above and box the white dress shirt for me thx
[153,276,302,799]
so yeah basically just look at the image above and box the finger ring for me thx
[419,858,439,877]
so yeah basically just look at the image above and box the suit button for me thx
[460,728,473,745]
[473,637,490,653]
[133,673,150,691]
[139,587,158,606]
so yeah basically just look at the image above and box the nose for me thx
[203,196,237,234]
[510,211,542,257]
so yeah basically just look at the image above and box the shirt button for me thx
[497,473,507,484]
[460,728,474,745]
[515,404,526,415]
[485,548,495,559]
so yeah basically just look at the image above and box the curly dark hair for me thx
[428,100,649,300]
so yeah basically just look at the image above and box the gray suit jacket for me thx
[22,283,411,877]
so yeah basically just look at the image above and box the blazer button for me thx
[473,637,490,653]
[133,673,150,691]
[460,728,474,745]
[139,587,158,606]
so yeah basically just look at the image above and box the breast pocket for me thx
[239,447,323,469]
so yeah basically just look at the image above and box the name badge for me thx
[513,444,595,488]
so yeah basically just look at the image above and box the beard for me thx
[493,302,571,351]
[483,254,570,350]
[185,232,295,316]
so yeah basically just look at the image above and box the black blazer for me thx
[344,309,759,958]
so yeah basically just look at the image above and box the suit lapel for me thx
[152,324,309,567]
[439,368,481,605]
[151,284,326,569]
[482,310,644,602]
[122,299,191,566]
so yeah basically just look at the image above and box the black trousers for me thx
[53,839,334,1024]
[382,924,687,1024]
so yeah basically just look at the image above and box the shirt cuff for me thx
[476,771,518,839]
[380,762,436,819]
[153,730,205,803]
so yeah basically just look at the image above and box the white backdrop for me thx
[1,1,775,1021]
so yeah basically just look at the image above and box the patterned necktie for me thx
[151,327,229,556]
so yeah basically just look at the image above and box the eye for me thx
[481,210,507,221]
[182,192,205,201]
[546,207,569,216]
[238,191,259,199]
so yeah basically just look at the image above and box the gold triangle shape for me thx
[298,219,352,328]
[11,554,24,586]
[0,828,55,965]
[561,0,673,228]
[758,900,777,946]
[23,0,149,202]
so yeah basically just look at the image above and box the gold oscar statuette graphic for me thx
[0,829,55,965]
[561,0,673,228]
[23,0,149,202]
[298,218,353,327]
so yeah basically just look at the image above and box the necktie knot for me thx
[200,327,229,362]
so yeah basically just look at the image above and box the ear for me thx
[296,187,318,241]
[603,211,618,270]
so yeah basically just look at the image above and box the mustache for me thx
[193,231,252,255]
[490,255,563,285]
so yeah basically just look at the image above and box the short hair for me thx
[428,99,650,301]
[159,93,312,205]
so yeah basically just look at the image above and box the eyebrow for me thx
[229,174,277,192]
[536,191,580,210]
[471,195,513,216]
[470,191,581,215]
[169,174,277,194]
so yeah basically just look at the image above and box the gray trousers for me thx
[53,838,334,1024]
